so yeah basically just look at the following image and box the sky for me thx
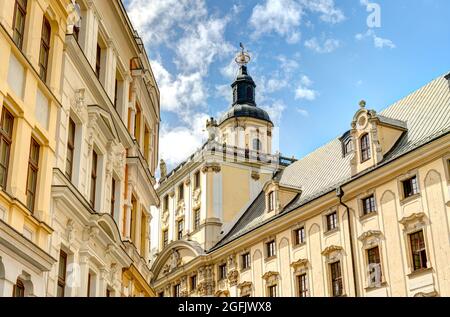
[123,0,450,174]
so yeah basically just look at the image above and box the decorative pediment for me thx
[414,290,438,297]
[399,212,427,228]
[161,249,182,276]
[262,271,279,285]
[358,230,383,242]
[291,258,309,270]
[227,269,239,287]
[238,281,252,289]
[215,290,229,297]
[321,245,343,256]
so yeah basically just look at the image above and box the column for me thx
[105,40,117,99]
[98,268,108,297]
[124,182,133,240]
[81,3,99,68]
[48,28,65,97]
[134,200,142,252]
[0,277,15,297]
[78,253,90,297]
[34,144,53,224]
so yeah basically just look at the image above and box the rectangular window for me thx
[87,273,92,297]
[268,191,275,211]
[114,77,118,107]
[13,0,27,49]
[268,285,277,297]
[266,240,276,258]
[162,230,168,248]
[241,252,250,270]
[106,288,111,297]
[134,105,141,143]
[194,170,200,189]
[402,176,419,198]
[409,230,427,271]
[190,275,197,291]
[173,284,181,297]
[326,212,338,231]
[57,251,67,297]
[298,274,308,297]
[367,246,382,286]
[194,208,200,230]
[0,108,14,188]
[73,25,80,42]
[219,264,227,280]
[89,150,98,208]
[330,261,343,297]
[95,43,101,79]
[177,219,184,240]
[362,195,376,215]
[110,178,116,217]
[26,138,39,211]
[178,183,184,202]
[130,195,137,241]
[294,227,305,245]
[65,118,75,180]
[158,292,164,297]
[39,17,51,82]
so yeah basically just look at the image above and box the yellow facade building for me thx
[0,0,160,297]
[152,51,450,297]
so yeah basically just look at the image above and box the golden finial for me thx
[359,100,366,108]
[235,43,251,66]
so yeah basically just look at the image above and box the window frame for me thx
[268,191,275,212]
[361,194,376,216]
[293,226,306,246]
[13,279,25,297]
[65,118,76,180]
[110,177,116,217]
[218,263,227,281]
[297,273,308,297]
[0,108,14,189]
[38,16,51,82]
[57,250,67,297]
[330,261,343,297]
[177,219,184,240]
[190,274,197,292]
[267,284,277,297]
[26,137,40,212]
[178,183,184,202]
[241,252,251,270]
[360,133,371,162]
[402,176,420,199]
[89,150,98,208]
[193,208,201,231]
[194,170,201,189]
[326,211,338,232]
[266,240,276,259]
[12,0,28,49]
[409,230,428,272]
[95,43,101,79]
[162,229,168,248]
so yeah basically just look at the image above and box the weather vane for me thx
[235,42,251,66]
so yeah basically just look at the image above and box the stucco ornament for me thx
[227,269,239,287]
[162,249,182,275]
[71,88,88,122]
[160,159,167,179]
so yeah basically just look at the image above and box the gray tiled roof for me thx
[212,72,450,251]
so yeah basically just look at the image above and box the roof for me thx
[219,103,273,125]
[212,72,450,251]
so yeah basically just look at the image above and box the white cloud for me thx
[250,0,303,44]
[260,100,286,125]
[304,37,341,53]
[296,108,309,117]
[355,29,396,49]
[276,55,300,74]
[220,58,239,80]
[300,0,345,24]
[295,75,318,101]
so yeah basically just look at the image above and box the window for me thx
[360,133,371,162]
[246,86,253,100]
[134,104,141,142]
[219,264,227,280]
[266,240,276,258]
[65,118,75,180]
[402,176,419,198]
[89,150,98,208]
[177,219,184,240]
[367,246,382,286]
[130,195,137,241]
[294,227,305,245]
[253,138,262,151]
[106,288,111,297]
[362,195,376,215]
[114,77,118,107]
[162,229,168,248]
[13,279,25,297]
[326,212,338,231]
[409,230,427,271]
[26,138,39,211]
[39,17,51,82]
[330,261,343,296]
[193,208,200,230]
[87,273,92,297]
[344,139,353,155]
[190,275,197,291]
[241,253,250,270]
[73,24,80,42]
[298,274,308,297]
[158,292,164,297]
[163,195,169,212]
[268,191,275,212]
[57,251,67,297]
[178,183,184,202]
[95,43,101,79]
[194,170,200,189]
[13,0,27,49]
[173,284,181,297]
[0,108,14,188]
[268,285,277,297]
[110,178,116,217]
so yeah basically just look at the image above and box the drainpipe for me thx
[336,186,359,297]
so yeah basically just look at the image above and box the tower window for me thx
[246,86,253,100]
[360,133,371,162]
[253,138,262,151]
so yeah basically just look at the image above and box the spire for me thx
[232,43,256,106]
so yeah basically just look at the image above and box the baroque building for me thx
[151,48,450,297]
[0,0,160,297]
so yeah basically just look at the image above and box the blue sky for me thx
[123,0,450,172]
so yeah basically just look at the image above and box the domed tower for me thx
[218,44,274,154]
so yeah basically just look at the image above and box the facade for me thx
[152,50,450,297]
[0,0,160,297]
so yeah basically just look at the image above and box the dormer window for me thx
[344,139,353,155]
[268,191,275,212]
[360,133,371,162]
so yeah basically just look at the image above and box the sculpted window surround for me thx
[322,245,345,297]
[262,271,279,297]
[238,281,252,297]
[397,171,421,203]
[291,259,309,297]
[357,230,386,289]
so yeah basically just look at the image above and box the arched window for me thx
[13,279,25,297]
[252,138,262,151]
[344,139,353,155]
[360,133,371,162]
